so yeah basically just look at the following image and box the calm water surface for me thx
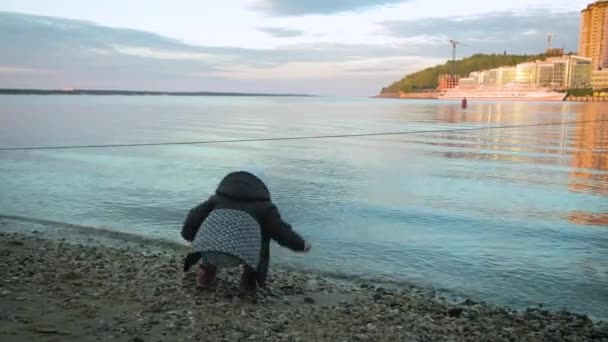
[1,95,607,318]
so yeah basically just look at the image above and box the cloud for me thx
[0,9,582,96]
[258,27,303,38]
[206,56,443,80]
[113,46,239,64]
[252,0,405,16]
[382,10,580,54]
[0,66,38,73]
[2,11,435,95]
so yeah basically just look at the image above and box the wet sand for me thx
[0,231,606,341]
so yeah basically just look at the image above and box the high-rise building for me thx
[579,1,608,70]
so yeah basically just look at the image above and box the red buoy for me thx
[461,97,468,109]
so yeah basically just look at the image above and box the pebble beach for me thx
[0,231,607,342]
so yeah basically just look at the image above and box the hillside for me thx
[380,53,548,94]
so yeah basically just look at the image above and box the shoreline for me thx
[0,215,517,308]
[1,231,606,341]
[0,88,318,97]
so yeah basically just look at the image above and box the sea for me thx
[1,95,607,319]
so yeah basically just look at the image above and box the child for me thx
[181,170,311,292]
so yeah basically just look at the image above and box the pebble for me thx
[58,271,83,281]
[303,297,315,304]
[0,231,600,342]
[448,308,464,318]
[354,333,370,341]
[462,299,478,306]
[591,324,608,339]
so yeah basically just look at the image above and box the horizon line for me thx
[0,88,321,97]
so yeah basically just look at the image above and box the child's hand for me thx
[303,242,312,253]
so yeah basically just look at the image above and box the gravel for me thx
[0,231,602,341]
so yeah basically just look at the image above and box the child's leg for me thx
[196,263,217,288]
[256,241,270,288]
[239,265,257,292]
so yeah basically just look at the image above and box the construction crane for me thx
[449,39,466,77]
[547,33,556,50]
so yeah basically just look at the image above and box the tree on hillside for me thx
[380,53,547,94]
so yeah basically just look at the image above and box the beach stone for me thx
[59,271,83,281]
[447,308,463,318]
[306,279,319,291]
[590,324,608,339]
[8,240,24,246]
[354,333,370,341]
[303,297,315,304]
[462,299,478,306]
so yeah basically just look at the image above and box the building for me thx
[456,55,592,91]
[546,48,565,56]
[437,74,459,90]
[514,62,537,85]
[531,56,592,89]
[567,55,593,88]
[490,64,537,87]
[457,77,477,88]
[480,69,499,86]
[591,69,608,89]
[498,67,517,86]
[536,56,591,89]
[536,62,556,87]
[579,1,608,70]
[553,59,569,88]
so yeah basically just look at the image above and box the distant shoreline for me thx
[0,88,318,97]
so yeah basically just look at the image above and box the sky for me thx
[0,0,591,96]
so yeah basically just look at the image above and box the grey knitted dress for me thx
[191,208,262,269]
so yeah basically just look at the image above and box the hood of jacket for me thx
[215,171,271,201]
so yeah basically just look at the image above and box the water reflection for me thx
[568,106,608,226]
[432,102,574,167]
[437,102,575,125]
[435,102,608,226]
